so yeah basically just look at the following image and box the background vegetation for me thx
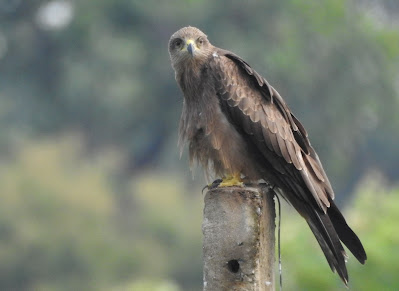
[0,0,398,290]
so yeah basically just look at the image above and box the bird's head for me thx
[168,26,213,72]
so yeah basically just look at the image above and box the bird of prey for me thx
[168,26,366,284]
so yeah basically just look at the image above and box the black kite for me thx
[168,26,366,284]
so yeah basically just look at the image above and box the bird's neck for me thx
[176,65,207,102]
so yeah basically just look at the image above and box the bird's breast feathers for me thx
[178,55,261,178]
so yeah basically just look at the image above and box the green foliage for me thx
[114,279,181,291]
[0,136,202,290]
[348,178,399,290]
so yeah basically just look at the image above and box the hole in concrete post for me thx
[227,259,240,273]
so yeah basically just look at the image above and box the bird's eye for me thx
[197,37,204,45]
[174,39,182,48]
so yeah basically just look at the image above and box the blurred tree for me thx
[0,0,398,196]
[0,136,203,290]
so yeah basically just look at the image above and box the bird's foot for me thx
[202,174,244,193]
[218,173,244,187]
[202,179,223,193]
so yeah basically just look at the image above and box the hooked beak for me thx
[185,39,196,56]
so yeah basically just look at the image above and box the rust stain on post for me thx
[203,186,275,291]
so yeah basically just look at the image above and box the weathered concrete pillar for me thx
[203,186,275,291]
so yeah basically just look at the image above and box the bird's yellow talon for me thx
[218,174,244,187]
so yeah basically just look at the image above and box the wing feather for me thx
[213,51,333,212]
[307,155,326,182]
[286,139,302,170]
[262,104,274,127]
[226,97,240,107]
[269,128,282,157]
[261,127,274,152]
[249,107,261,123]
[278,136,292,164]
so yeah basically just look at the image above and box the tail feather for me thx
[272,180,366,284]
[306,207,349,284]
[329,201,367,264]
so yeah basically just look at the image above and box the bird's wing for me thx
[211,50,334,212]
[209,50,366,284]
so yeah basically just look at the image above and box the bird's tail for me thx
[328,201,367,264]
[305,201,367,285]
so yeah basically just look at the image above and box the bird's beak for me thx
[184,39,197,56]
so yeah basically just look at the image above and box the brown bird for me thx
[168,26,366,284]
